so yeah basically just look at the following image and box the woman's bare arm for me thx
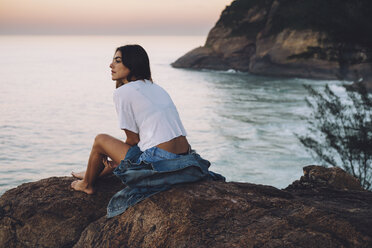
[124,129,140,146]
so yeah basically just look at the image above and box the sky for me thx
[0,0,233,35]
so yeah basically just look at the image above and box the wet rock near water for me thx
[1,165,371,247]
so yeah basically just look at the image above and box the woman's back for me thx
[113,79,187,152]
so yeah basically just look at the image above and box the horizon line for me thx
[0,33,208,36]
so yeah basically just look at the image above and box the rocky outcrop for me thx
[172,0,372,85]
[1,166,372,247]
[0,176,123,248]
[286,165,364,191]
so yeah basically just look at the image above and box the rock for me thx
[1,166,372,247]
[286,165,364,191]
[345,78,372,93]
[0,175,123,248]
[172,0,271,73]
[171,46,230,70]
[250,28,341,79]
[172,0,372,82]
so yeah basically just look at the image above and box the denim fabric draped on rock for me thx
[107,145,225,218]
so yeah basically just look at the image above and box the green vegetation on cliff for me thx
[217,0,273,38]
[219,0,372,48]
[270,0,372,47]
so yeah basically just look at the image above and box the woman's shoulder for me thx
[114,80,157,102]
[113,86,134,105]
[114,81,138,95]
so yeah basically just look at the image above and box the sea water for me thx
[0,35,346,195]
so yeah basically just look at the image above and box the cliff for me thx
[172,0,372,86]
[1,165,371,247]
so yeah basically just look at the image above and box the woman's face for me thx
[110,51,130,82]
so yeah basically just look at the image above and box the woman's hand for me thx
[124,129,140,146]
[102,156,118,169]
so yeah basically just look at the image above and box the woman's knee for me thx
[93,134,111,148]
[92,134,128,163]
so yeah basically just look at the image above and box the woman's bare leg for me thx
[71,134,131,194]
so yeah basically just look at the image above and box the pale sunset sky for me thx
[0,0,233,35]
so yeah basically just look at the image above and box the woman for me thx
[71,44,190,194]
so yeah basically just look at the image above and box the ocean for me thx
[0,35,346,195]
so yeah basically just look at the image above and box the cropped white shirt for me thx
[113,79,187,151]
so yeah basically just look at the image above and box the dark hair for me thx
[116,44,152,83]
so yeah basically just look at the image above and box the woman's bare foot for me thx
[70,180,95,194]
[71,171,85,179]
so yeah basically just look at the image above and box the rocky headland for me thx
[1,165,371,247]
[172,0,372,88]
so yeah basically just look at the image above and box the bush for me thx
[297,83,372,190]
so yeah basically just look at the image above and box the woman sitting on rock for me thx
[71,44,223,217]
[71,44,191,194]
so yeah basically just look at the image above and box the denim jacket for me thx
[107,145,225,218]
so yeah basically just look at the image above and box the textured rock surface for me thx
[1,166,372,248]
[286,165,364,191]
[172,0,372,85]
[0,176,123,248]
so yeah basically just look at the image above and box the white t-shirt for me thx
[113,79,187,151]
